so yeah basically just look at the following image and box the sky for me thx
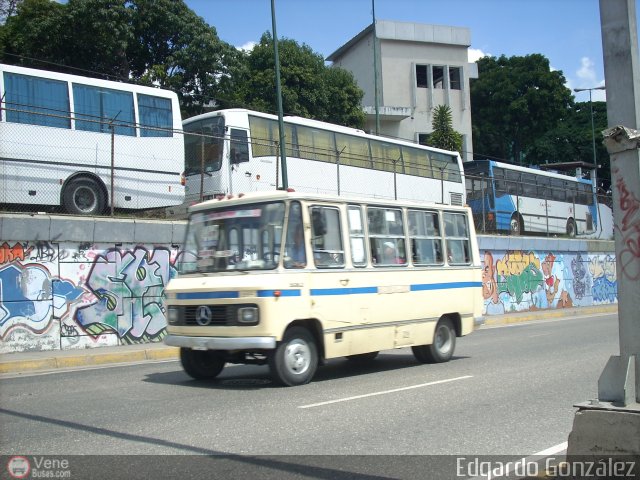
[183,0,637,103]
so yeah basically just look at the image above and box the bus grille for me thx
[184,305,233,326]
[450,192,463,206]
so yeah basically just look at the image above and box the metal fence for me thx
[1,104,614,237]
[1,103,184,218]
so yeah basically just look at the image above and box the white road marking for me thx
[533,441,568,456]
[466,441,568,480]
[298,375,473,409]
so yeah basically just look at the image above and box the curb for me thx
[482,304,618,326]
[0,346,179,375]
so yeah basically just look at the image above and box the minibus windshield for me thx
[177,201,285,273]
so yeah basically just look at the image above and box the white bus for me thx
[167,108,465,217]
[464,159,614,238]
[165,190,483,386]
[0,63,185,215]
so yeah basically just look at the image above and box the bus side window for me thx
[230,129,249,164]
[310,206,344,268]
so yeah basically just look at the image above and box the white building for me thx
[327,20,478,162]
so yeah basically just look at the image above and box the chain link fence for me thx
[1,101,185,218]
[2,100,613,239]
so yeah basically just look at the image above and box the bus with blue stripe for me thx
[464,160,612,238]
[165,190,483,386]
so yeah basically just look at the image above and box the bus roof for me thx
[0,63,178,99]
[189,189,471,214]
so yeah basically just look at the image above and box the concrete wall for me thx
[478,235,617,315]
[0,214,617,354]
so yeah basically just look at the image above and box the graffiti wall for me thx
[0,241,180,353]
[0,233,618,353]
[481,248,618,315]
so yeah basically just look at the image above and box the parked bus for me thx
[0,63,185,215]
[464,159,613,238]
[166,108,465,217]
[164,190,483,386]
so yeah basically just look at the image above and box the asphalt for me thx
[0,304,618,376]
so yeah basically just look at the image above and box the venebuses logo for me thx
[7,456,30,479]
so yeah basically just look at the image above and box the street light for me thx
[573,86,606,193]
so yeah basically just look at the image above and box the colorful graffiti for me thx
[75,247,175,344]
[0,237,620,352]
[0,243,178,353]
[482,249,618,315]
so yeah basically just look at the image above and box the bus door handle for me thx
[340,279,349,286]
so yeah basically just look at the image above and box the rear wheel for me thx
[269,327,318,386]
[566,218,577,237]
[510,213,523,235]
[62,177,106,215]
[412,318,456,364]
[180,348,225,380]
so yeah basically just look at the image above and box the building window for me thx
[449,67,461,90]
[416,64,428,88]
[433,66,445,89]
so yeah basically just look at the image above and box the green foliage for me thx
[425,104,463,154]
[2,1,364,127]
[470,54,574,164]
[1,0,235,117]
[235,32,365,129]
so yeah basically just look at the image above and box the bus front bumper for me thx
[165,335,276,351]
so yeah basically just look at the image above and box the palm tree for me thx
[425,105,463,155]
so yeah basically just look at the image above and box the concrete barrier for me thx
[0,214,618,354]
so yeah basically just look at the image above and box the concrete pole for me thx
[597,0,640,407]
[566,0,640,463]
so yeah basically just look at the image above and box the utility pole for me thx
[372,0,380,135]
[567,0,640,464]
[271,0,288,189]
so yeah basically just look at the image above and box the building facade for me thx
[327,20,477,162]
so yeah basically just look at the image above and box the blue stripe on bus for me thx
[177,282,480,300]
[310,286,379,296]
[410,281,482,291]
[257,289,301,297]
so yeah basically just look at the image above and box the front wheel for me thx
[566,218,577,238]
[180,348,225,380]
[412,318,456,364]
[269,327,318,386]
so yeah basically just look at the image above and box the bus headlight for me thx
[167,306,180,324]
[237,307,259,325]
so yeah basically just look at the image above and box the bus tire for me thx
[269,327,318,386]
[345,351,379,362]
[510,213,523,235]
[412,318,456,364]
[180,348,225,380]
[566,218,577,237]
[62,177,106,215]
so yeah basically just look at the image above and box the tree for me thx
[470,54,574,164]
[425,104,463,154]
[235,33,365,129]
[0,0,22,24]
[1,0,236,116]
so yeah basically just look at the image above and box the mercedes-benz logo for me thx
[195,305,212,326]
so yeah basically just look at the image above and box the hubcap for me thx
[284,339,311,375]
[435,325,453,354]
[75,186,96,212]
